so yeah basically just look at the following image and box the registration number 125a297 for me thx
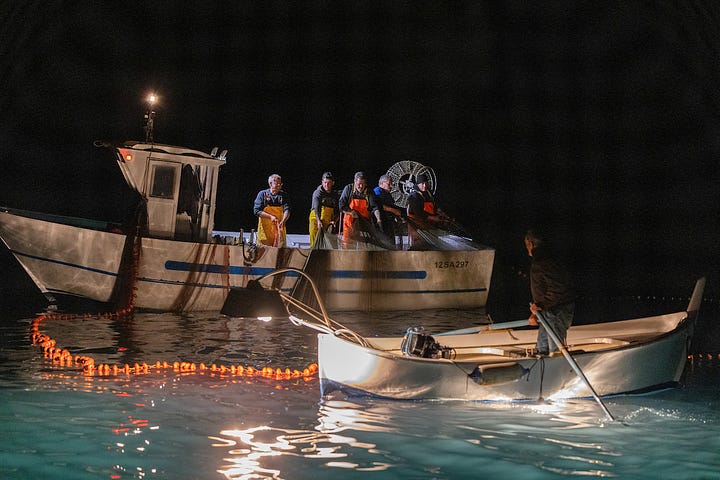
[434,260,469,269]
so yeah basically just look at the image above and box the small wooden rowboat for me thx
[318,278,705,404]
[223,271,704,409]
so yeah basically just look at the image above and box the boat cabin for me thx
[114,141,227,242]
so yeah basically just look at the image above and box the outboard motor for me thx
[401,327,453,359]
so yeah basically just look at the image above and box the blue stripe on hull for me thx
[327,270,426,279]
[164,261,299,276]
[11,250,486,295]
[329,287,487,294]
[136,275,487,295]
[164,260,426,279]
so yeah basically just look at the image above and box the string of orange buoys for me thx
[30,310,318,381]
[29,228,318,381]
[688,353,720,362]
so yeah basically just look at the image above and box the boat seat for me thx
[607,333,663,344]
[452,345,536,361]
[566,337,631,352]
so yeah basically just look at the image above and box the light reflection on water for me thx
[207,394,720,479]
[214,422,394,479]
[0,309,719,479]
[213,399,406,479]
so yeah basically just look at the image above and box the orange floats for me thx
[688,352,720,361]
[30,310,318,382]
[84,360,318,380]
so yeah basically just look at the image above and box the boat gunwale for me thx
[324,308,693,366]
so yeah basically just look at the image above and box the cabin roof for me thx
[123,141,219,160]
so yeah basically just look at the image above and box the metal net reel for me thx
[385,161,436,208]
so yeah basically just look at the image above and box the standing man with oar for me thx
[524,229,576,356]
[524,228,615,421]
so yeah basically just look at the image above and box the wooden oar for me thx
[536,312,615,422]
[435,319,530,336]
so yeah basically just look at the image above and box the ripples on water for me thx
[0,308,719,479]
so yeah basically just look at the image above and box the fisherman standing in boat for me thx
[373,174,406,249]
[406,174,445,249]
[253,174,291,247]
[524,229,576,355]
[338,171,382,247]
[309,171,339,247]
[407,174,444,227]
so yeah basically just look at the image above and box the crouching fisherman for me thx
[406,173,447,249]
[309,171,339,247]
[339,171,382,248]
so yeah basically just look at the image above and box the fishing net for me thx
[311,226,338,250]
[406,217,480,251]
[340,214,398,251]
[291,215,482,311]
[308,213,479,252]
[290,248,327,311]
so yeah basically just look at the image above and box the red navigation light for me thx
[124,153,133,162]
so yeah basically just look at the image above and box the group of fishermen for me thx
[252,170,448,250]
[252,171,575,356]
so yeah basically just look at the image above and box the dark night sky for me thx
[2,1,720,304]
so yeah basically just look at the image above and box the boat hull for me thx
[318,310,696,401]
[0,209,494,312]
[0,210,127,304]
[297,248,494,311]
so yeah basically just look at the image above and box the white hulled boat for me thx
[222,270,705,411]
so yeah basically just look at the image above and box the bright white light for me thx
[257,316,273,322]
[147,94,157,105]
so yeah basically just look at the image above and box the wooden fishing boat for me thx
[0,140,494,312]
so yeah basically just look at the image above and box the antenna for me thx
[210,147,218,157]
[143,93,158,144]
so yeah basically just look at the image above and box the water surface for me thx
[1,306,718,479]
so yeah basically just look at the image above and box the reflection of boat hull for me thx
[0,208,494,312]
[318,279,704,401]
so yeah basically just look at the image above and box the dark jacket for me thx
[407,188,436,220]
[338,184,379,215]
[311,184,339,222]
[373,186,403,224]
[530,246,576,311]
[253,188,290,217]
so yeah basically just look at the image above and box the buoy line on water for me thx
[30,310,318,381]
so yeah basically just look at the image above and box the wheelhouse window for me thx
[150,165,176,199]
